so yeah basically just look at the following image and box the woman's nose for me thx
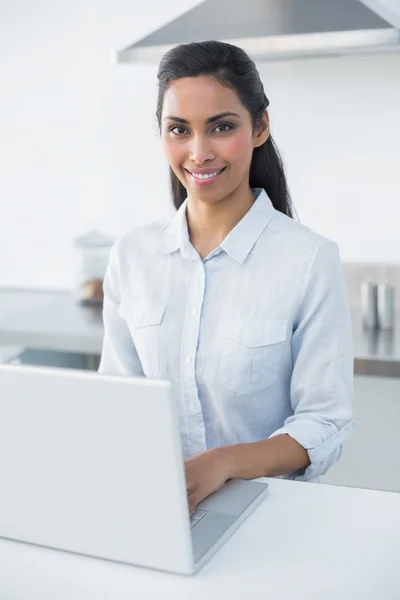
[188,135,215,164]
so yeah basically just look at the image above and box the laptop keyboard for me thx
[190,508,208,529]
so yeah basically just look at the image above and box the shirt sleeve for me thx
[98,244,144,377]
[269,242,355,481]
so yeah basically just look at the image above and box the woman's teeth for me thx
[191,170,221,180]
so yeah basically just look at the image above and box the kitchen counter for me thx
[1,288,400,375]
[351,308,400,377]
[0,288,103,356]
[1,478,399,600]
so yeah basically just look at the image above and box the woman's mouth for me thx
[184,167,226,186]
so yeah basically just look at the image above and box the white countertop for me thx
[1,478,399,600]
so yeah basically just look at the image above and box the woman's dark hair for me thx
[156,40,292,218]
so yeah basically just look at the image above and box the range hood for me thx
[117,0,400,63]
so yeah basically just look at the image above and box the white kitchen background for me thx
[1,0,400,290]
[1,1,400,495]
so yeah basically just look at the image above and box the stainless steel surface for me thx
[2,289,400,377]
[362,0,400,28]
[117,0,400,63]
[352,308,400,377]
[377,283,396,330]
[361,281,378,330]
[342,262,400,310]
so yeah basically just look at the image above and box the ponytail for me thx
[249,136,292,217]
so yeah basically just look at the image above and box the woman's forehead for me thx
[162,76,245,121]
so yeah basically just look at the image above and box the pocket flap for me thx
[227,317,288,348]
[118,301,165,328]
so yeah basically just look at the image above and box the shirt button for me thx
[186,356,192,363]
[191,308,197,315]
[189,402,195,409]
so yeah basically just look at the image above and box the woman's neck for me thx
[186,184,255,259]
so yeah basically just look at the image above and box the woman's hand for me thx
[184,447,232,515]
[184,436,310,515]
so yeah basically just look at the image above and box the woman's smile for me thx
[184,167,226,186]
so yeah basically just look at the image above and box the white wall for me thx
[259,53,400,261]
[0,0,200,289]
[0,1,400,290]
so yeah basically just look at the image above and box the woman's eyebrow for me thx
[163,111,240,124]
[163,115,188,124]
[206,111,240,124]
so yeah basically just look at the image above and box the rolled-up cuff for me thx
[269,419,356,481]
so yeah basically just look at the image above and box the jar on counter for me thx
[74,230,114,306]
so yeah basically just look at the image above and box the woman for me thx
[99,41,354,514]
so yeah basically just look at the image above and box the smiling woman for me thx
[99,41,354,515]
[156,43,292,219]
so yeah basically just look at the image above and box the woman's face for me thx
[161,75,267,204]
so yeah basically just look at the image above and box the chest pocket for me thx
[221,317,288,395]
[118,300,166,375]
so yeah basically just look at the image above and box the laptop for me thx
[0,364,268,575]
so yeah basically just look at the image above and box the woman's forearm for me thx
[184,434,311,513]
[221,434,310,480]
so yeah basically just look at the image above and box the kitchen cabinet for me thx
[323,375,400,492]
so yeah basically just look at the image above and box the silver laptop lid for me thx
[0,365,193,574]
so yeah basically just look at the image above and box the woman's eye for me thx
[169,126,188,135]
[213,123,234,133]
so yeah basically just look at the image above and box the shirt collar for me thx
[160,198,191,257]
[160,188,275,263]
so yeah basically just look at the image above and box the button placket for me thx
[181,260,207,455]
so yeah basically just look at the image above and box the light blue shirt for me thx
[99,189,354,481]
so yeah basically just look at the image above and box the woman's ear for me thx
[253,110,270,148]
